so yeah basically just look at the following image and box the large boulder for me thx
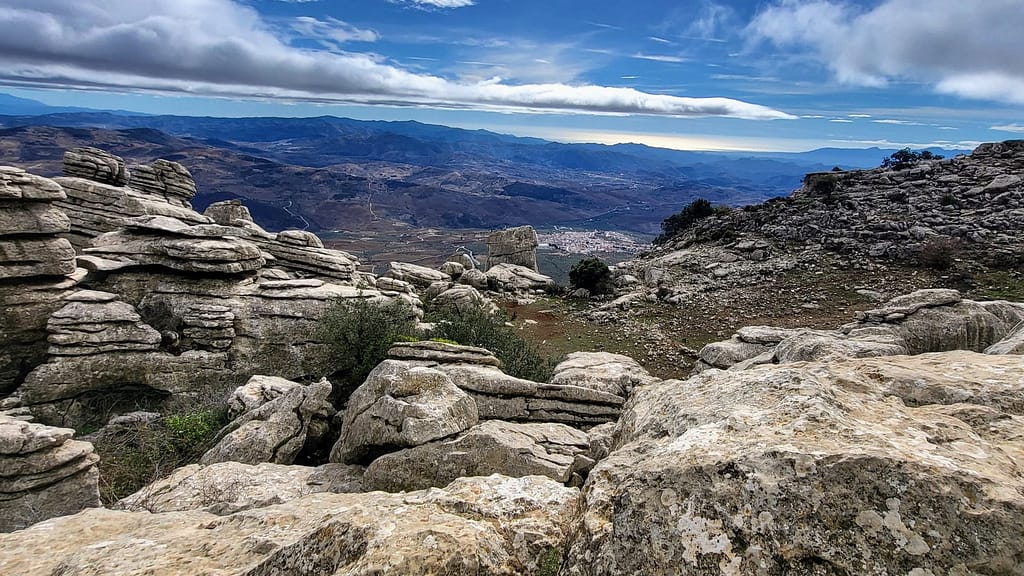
[486,225,539,271]
[0,413,100,532]
[128,159,197,206]
[117,461,365,515]
[485,262,553,292]
[550,352,657,397]
[386,261,450,289]
[563,351,1024,574]
[0,474,578,575]
[62,147,128,186]
[363,420,592,492]
[201,378,334,466]
[329,361,479,464]
[986,321,1024,354]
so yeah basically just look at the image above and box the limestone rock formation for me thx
[0,412,100,532]
[550,352,658,397]
[201,378,334,466]
[564,351,1024,574]
[0,474,578,575]
[46,290,162,356]
[363,420,593,492]
[697,289,1024,371]
[117,461,364,515]
[430,284,498,314]
[987,320,1024,354]
[486,225,539,270]
[388,341,503,367]
[485,262,553,292]
[62,147,128,186]
[227,374,302,417]
[330,360,479,464]
[128,159,197,206]
[386,261,451,288]
[0,167,82,393]
[459,267,489,289]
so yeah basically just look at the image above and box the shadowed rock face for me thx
[563,351,1024,575]
[0,474,578,576]
[0,413,100,532]
[486,225,539,271]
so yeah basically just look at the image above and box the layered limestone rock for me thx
[384,343,627,426]
[201,378,334,466]
[564,351,1024,575]
[430,284,498,314]
[117,461,365,515]
[46,290,161,356]
[0,167,81,393]
[0,474,578,575]
[697,289,1024,371]
[227,374,302,417]
[486,225,539,270]
[62,147,129,186]
[330,361,479,464]
[485,262,553,292]
[0,412,100,532]
[386,261,451,289]
[987,320,1024,354]
[128,159,197,206]
[363,420,593,492]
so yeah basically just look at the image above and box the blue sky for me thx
[2,0,1023,151]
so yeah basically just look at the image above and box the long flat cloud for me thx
[748,0,1024,105]
[0,0,793,120]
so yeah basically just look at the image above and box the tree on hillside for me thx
[881,148,943,170]
[654,198,714,244]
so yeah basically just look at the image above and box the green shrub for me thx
[568,257,613,295]
[94,407,228,504]
[318,297,420,389]
[654,198,714,244]
[425,306,556,382]
[882,148,943,170]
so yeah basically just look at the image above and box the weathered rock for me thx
[386,261,451,288]
[46,294,162,356]
[697,336,773,371]
[84,222,265,274]
[856,288,963,322]
[363,420,592,492]
[201,378,334,466]
[202,199,254,226]
[986,320,1024,354]
[128,159,197,206]
[0,237,77,279]
[437,363,625,426]
[62,147,128,186]
[389,341,502,367]
[459,267,489,289]
[117,461,365,515]
[431,284,498,314]
[330,361,479,464]
[564,351,1024,575]
[0,474,578,575]
[0,413,100,532]
[226,374,302,417]
[773,329,908,363]
[486,225,539,270]
[550,352,657,397]
[440,260,465,277]
[485,262,553,292]
[0,166,66,201]
[0,202,70,236]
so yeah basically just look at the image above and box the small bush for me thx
[569,257,613,295]
[654,198,714,244]
[425,306,556,382]
[318,298,420,389]
[882,148,944,170]
[918,237,960,270]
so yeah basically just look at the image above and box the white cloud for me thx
[291,16,378,45]
[747,0,1024,104]
[991,123,1024,134]
[406,0,474,8]
[0,0,794,120]
[631,53,687,63]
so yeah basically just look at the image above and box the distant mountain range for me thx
[0,94,963,235]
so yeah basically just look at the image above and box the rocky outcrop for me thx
[363,420,593,492]
[388,341,502,366]
[0,168,82,393]
[550,352,657,397]
[201,378,334,466]
[0,474,578,575]
[62,147,128,186]
[564,351,1024,574]
[430,284,497,314]
[486,225,539,270]
[0,412,100,532]
[696,289,1024,371]
[330,361,479,464]
[46,290,161,356]
[485,262,553,292]
[386,261,451,288]
[226,374,302,417]
[987,320,1024,354]
[128,159,196,206]
[117,461,365,514]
